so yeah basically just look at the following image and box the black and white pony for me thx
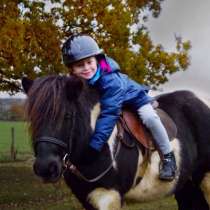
[22,75,210,210]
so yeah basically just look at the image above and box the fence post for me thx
[10,127,16,160]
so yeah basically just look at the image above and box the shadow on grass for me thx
[0,163,178,210]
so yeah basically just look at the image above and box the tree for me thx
[9,102,25,120]
[0,0,64,93]
[0,0,191,93]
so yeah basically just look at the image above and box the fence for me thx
[0,121,32,161]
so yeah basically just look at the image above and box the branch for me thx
[0,78,23,92]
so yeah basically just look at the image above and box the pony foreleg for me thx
[87,188,122,210]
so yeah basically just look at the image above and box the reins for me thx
[35,110,122,183]
[63,140,121,183]
[35,107,151,184]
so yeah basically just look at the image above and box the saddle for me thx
[118,102,177,151]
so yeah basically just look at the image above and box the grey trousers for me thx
[138,103,172,155]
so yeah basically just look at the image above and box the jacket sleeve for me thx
[89,73,125,151]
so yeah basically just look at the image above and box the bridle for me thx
[34,110,119,183]
[35,137,68,150]
[34,110,75,157]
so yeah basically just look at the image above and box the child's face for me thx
[71,57,97,79]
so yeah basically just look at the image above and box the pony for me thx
[22,75,210,210]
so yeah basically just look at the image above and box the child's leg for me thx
[137,103,172,155]
[137,103,176,181]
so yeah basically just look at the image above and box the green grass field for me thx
[0,121,32,161]
[0,164,178,210]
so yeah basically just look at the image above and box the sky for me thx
[147,0,210,99]
[1,0,210,99]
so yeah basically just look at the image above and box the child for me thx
[62,34,176,181]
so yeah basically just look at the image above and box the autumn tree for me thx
[9,102,25,120]
[0,0,64,92]
[0,0,190,93]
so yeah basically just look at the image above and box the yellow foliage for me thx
[0,0,191,93]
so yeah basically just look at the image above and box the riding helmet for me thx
[62,34,104,67]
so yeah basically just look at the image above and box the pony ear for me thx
[22,77,34,94]
[65,76,84,101]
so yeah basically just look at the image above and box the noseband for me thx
[35,136,73,170]
[34,136,68,150]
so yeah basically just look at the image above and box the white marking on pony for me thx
[131,147,144,187]
[88,188,121,210]
[107,125,118,169]
[90,103,101,130]
[90,103,118,169]
[125,138,181,201]
[200,172,210,207]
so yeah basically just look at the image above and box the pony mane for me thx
[25,75,69,138]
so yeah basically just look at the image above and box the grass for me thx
[0,164,82,210]
[0,121,32,161]
[0,162,178,210]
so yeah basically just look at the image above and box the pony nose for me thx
[33,157,61,182]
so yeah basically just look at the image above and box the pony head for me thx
[22,75,93,182]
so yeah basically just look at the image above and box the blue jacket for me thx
[88,57,153,151]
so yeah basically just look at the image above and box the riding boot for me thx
[159,151,177,181]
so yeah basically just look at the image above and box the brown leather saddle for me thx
[118,103,177,151]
